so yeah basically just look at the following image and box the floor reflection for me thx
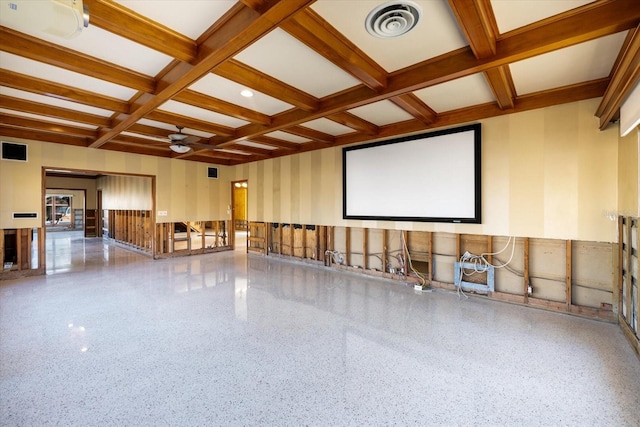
[3,228,636,426]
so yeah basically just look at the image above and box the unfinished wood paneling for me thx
[432,232,456,284]
[529,239,565,303]
[493,237,523,295]
[572,241,615,309]
[0,228,44,280]
[349,227,364,269]
[269,223,281,254]
[248,221,267,254]
[154,220,231,258]
[264,224,618,323]
[406,230,432,282]
[368,228,384,272]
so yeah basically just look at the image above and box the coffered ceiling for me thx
[1,0,639,165]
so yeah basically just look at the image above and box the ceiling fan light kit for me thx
[169,144,191,154]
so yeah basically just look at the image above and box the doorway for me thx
[232,180,248,251]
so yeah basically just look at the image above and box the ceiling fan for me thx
[167,126,217,154]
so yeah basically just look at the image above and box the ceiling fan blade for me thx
[182,135,202,145]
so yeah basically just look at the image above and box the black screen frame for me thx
[342,123,481,224]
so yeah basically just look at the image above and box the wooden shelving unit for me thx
[85,209,97,237]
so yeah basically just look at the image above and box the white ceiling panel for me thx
[491,0,595,34]
[136,119,179,132]
[0,52,137,100]
[217,149,251,156]
[114,1,236,40]
[189,74,293,115]
[120,131,169,143]
[0,109,98,129]
[55,26,172,77]
[414,73,495,113]
[0,0,635,165]
[300,118,355,136]
[312,0,468,72]
[158,100,249,129]
[348,100,414,126]
[266,131,311,144]
[238,141,278,150]
[0,86,114,117]
[510,32,627,96]
[234,28,362,98]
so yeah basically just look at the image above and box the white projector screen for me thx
[343,124,481,223]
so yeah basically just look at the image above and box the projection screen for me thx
[343,123,481,223]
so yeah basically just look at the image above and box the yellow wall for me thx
[98,175,152,211]
[618,128,639,217]
[0,139,232,228]
[239,99,620,242]
[0,98,627,242]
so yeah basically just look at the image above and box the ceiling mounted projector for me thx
[0,0,90,39]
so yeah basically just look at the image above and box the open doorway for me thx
[232,180,248,251]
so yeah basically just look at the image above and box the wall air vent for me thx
[365,1,422,38]
[13,212,38,219]
[207,167,218,179]
[2,142,27,161]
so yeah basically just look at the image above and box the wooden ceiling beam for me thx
[333,78,610,148]
[175,90,271,125]
[100,141,175,158]
[223,143,273,157]
[484,66,516,110]
[449,0,515,109]
[389,94,437,124]
[111,134,170,150]
[215,59,319,111]
[0,69,128,113]
[0,96,112,128]
[284,125,335,144]
[448,0,496,58]
[178,80,609,165]
[0,125,91,146]
[327,112,378,135]
[0,114,97,138]
[84,0,197,63]
[280,9,387,90]
[596,25,640,129]
[90,0,315,149]
[227,0,639,143]
[127,123,175,140]
[145,110,235,137]
[250,135,303,151]
[0,26,155,93]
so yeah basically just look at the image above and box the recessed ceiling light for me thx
[240,89,254,98]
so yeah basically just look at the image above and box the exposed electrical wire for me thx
[456,236,517,298]
[401,232,427,288]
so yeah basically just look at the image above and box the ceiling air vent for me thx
[365,1,422,38]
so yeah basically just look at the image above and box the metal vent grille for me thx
[365,1,422,38]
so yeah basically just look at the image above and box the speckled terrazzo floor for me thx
[1,233,639,426]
